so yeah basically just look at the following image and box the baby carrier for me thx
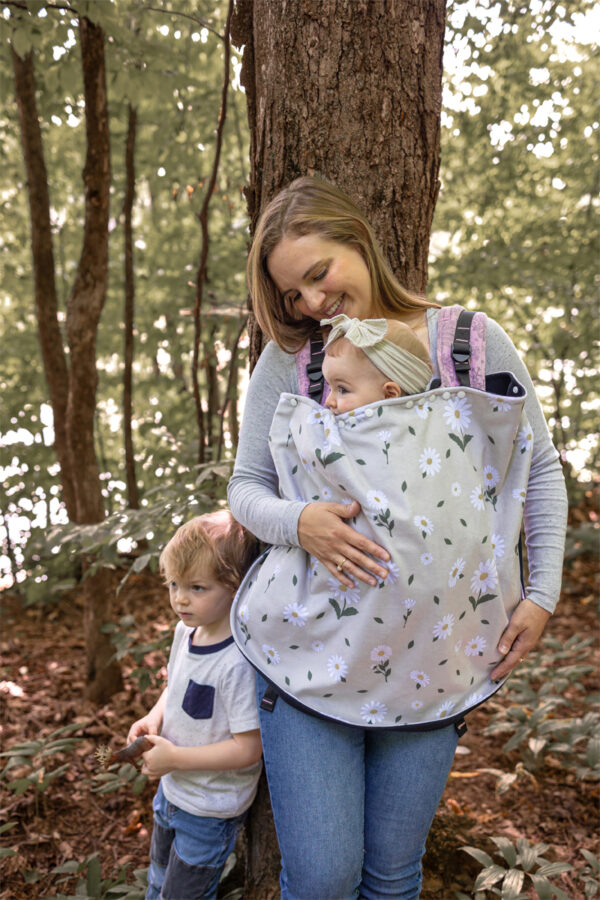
[231,307,532,730]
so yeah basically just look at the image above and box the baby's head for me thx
[159,511,259,630]
[321,316,432,415]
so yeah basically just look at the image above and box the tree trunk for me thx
[68,16,122,702]
[231,0,446,893]
[233,0,446,366]
[123,103,140,510]
[12,48,78,520]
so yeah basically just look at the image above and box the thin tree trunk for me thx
[217,317,247,459]
[123,103,140,510]
[192,0,234,462]
[12,48,78,519]
[67,16,121,702]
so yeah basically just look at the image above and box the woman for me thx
[228,176,567,900]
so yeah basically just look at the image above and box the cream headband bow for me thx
[321,314,432,396]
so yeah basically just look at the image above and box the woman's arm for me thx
[228,341,390,585]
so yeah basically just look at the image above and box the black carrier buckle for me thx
[451,309,475,387]
[260,684,279,713]
[307,333,325,402]
[455,717,468,737]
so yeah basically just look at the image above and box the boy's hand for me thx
[140,734,178,778]
[127,712,162,745]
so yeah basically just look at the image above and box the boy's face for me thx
[323,340,400,415]
[168,561,233,639]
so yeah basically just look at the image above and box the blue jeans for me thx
[257,674,459,900]
[146,782,245,900]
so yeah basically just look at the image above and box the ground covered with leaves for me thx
[0,526,598,900]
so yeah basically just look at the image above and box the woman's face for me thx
[267,233,376,323]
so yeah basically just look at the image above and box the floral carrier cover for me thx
[231,376,533,729]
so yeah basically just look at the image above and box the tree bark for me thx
[231,0,446,893]
[233,0,446,366]
[123,103,140,510]
[12,48,78,519]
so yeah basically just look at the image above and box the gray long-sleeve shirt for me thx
[228,309,567,613]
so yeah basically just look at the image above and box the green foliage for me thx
[47,854,148,900]
[92,761,147,797]
[483,634,598,776]
[0,722,85,805]
[431,1,599,495]
[456,836,573,899]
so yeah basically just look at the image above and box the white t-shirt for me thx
[160,621,261,818]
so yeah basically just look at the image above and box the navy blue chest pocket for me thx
[182,680,215,719]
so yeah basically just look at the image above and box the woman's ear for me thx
[383,381,403,398]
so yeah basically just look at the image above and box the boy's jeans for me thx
[146,782,245,900]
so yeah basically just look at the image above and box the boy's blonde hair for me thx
[159,510,259,594]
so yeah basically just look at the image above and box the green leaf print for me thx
[468,592,497,611]
[329,598,359,619]
[292,574,298,585]
[448,433,474,452]
[356,459,366,465]
[315,448,345,468]
[377,406,383,417]
[307,671,312,681]
[401,481,407,492]
[374,617,384,624]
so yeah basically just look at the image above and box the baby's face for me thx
[323,341,391,414]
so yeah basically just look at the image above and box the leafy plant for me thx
[92,761,147,797]
[455,836,573,899]
[578,849,600,898]
[47,854,148,899]
[0,722,85,813]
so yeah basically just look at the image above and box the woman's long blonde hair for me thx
[247,176,438,352]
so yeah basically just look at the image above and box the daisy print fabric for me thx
[231,377,533,729]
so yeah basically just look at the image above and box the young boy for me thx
[321,314,433,414]
[128,510,262,900]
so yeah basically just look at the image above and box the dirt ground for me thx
[0,541,598,900]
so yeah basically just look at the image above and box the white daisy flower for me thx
[490,396,512,412]
[381,560,400,584]
[312,640,324,652]
[238,604,250,623]
[410,669,430,687]
[413,514,434,536]
[448,557,466,587]
[262,645,280,665]
[403,597,416,610]
[411,699,423,710]
[470,485,485,511]
[371,645,392,663]
[464,635,487,656]
[470,558,498,594]
[454,639,463,653]
[415,399,432,419]
[483,465,500,489]
[451,482,462,497]
[327,577,361,605]
[366,489,390,512]
[322,424,342,451]
[463,691,485,708]
[490,533,505,558]
[308,408,327,425]
[377,429,391,443]
[360,700,388,724]
[512,487,527,502]
[320,486,333,501]
[443,396,472,434]
[327,654,348,682]
[432,613,455,640]
[436,699,456,719]
[283,601,309,627]
[419,447,441,477]
[300,454,313,474]
[421,552,434,566]
[519,425,533,452]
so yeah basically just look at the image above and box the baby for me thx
[321,314,433,414]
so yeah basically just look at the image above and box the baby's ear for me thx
[383,381,402,398]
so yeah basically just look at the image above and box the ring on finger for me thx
[336,556,348,572]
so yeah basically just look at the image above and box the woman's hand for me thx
[298,500,390,587]
[140,735,178,778]
[490,598,551,681]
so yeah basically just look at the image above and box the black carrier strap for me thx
[306,333,326,403]
[451,309,476,387]
[260,683,279,713]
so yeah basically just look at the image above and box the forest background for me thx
[0,0,598,898]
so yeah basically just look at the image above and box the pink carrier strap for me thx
[436,305,487,390]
